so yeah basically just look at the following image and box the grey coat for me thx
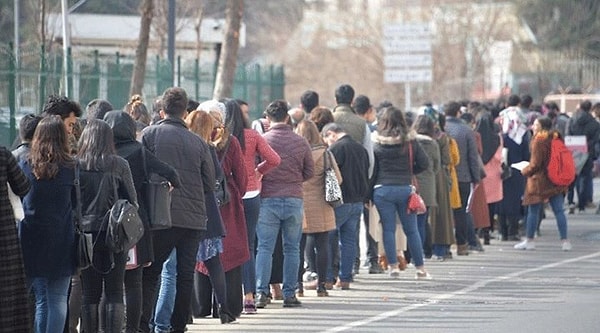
[445,117,482,183]
[414,134,440,207]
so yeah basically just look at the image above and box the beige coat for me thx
[302,146,343,233]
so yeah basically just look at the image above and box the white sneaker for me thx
[562,241,572,251]
[514,240,535,250]
[389,267,401,278]
[415,270,432,280]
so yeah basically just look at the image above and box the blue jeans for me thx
[417,210,429,247]
[242,196,261,295]
[526,194,568,240]
[255,197,303,298]
[374,185,425,268]
[154,249,177,333]
[28,276,71,333]
[328,202,362,282]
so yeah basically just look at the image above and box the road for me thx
[184,204,600,333]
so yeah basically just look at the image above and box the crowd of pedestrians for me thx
[2,83,597,333]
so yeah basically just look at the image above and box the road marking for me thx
[323,251,600,333]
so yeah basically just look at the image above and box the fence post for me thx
[155,55,160,96]
[255,64,262,114]
[177,55,181,87]
[38,44,47,113]
[8,42,16,144]
[67,47,73,98]
[194,58,199,101]
[241,63,248,102]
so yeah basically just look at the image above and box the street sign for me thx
[384,68,432,83]
[384,53,432,67]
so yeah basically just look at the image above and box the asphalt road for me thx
[184,202,600,333]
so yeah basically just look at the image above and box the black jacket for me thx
[329,135,370,204]
[372,133,429,187]
[141,116,215,231]
[104,111,181,264]
[567,110,600,159]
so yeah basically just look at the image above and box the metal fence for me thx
[0,43,285,147]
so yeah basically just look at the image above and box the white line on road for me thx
[323,251,600,333]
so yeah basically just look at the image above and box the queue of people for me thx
[1,85,592,333]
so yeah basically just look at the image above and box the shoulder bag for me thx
[215,139,232,206]
[407,141,427,215]
[323,149,343,208]
[105,175,144,253]
[141,148,172,230]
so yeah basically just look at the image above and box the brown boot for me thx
[457,244,469,256]
[397,256,407,271]
[378,255,388,271]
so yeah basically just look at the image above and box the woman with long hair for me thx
[372,106,431,279]
[222,98,280,313]
[103,110,181,332]
[295,120,341,296]
[19,116,76,333]
[77,119,137,332]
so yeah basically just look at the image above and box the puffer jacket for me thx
[141,117,215,231]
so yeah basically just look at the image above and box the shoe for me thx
[514,240,535,250]
[338,281,350,290]
[219,308,237,324]
[242,300,257,314]
[586,202,596,209]
[388,266,401,278]
[378,255,389,271]
[457,244,469,256]
[282,296,302,308]
[352,260,360,276]
[296,290,304,297]
[568,203,576,214]
[443,252,453,260]
[324,282,333,290]
[469,244,484,252]
[368,262,384,274]
[271,284,283,300]
[316,284,329,297]
[431,255,445,262]
[397,256,408,271]
[255,292,268,309]
[415,270,432,280]
[562,241,572,251]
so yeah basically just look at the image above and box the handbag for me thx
[105,175,144,253]
[407,142,427,215]
[323,149,343,208]
[73,163,93,270]
[215,140,232,206]
[141,148,172,230]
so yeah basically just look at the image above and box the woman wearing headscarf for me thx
[497,105,530,241]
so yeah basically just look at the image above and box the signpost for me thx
[383,23,432,111]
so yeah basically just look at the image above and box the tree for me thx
[212,0,243,100]
[130,0,154,96]
[518,0,600,59]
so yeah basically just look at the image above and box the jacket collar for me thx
[156,117,188,128]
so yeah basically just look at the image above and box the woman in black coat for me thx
[104,111,181,333]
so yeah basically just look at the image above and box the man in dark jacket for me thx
[140,87,215,333]
[566,100,600,212]
[322,123,370,289]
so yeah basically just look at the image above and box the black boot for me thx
[507,216,521,241]
[81,304,99,333]
[105,303,125,333]
[218,306,236,324]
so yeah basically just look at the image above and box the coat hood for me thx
[104,111,136,144]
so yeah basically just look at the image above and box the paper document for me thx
[511,161,529,171]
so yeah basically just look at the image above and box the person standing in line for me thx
[18,116,77,333]
[254,100,314,309]
[103,110,181,333]
[77,119,138,332]
[295,120,342,296]
[12,114,42,163]
[444,101,483,255]
[0,146,31,332]
[300,90,319,114]
[225,99,281,314]
[140,87,215,333]
[322,123,370,289]
[372,106,431,279]
[515,116,571,251]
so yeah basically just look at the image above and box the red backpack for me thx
[547,136,576,186]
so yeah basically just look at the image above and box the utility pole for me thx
[168,0,176,86]
[61,0,70,96]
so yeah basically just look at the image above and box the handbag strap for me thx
[141,146,148,181]
[408,141,419,191]
[323,148,330,170]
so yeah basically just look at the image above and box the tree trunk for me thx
[130,0,154,96]
[212,0,243,100]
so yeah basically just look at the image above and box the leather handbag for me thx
[105,175,144,253]
[141,148,172,230]
[73,163,93,270]
[323,149,343,208]
[407,142,427,215]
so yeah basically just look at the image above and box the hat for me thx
[353,95,372,115]
[197,100,226,119]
